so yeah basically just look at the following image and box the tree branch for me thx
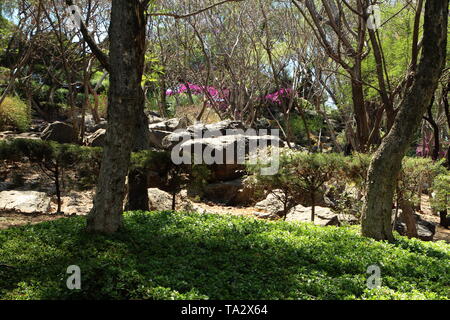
[65,0,110,72]
[148,0,245,19]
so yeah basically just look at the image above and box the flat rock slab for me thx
[0,190,51,214]
[286,205,340,226]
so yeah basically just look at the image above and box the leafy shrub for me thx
[398,157,447,207]
[342,153,372,194]
[0,96,30,131]
[431,174,450,211]
[0,139,103,211]
[247,148,346,219]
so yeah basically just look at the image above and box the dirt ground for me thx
[0,212,65,230]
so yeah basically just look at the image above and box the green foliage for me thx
[130,149,172,173]
[0,139,103,192]
[399,157,448,205]
[342,153,371,192]
[431,174,450,211]
[0,96,30,131]
[247,149,346,218]
[0,211,448,300]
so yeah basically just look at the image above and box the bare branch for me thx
[149,0,245,19]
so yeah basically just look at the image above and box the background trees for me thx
[0,0,448,239]
[362,0,448,241]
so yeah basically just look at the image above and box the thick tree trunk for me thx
[87,0,147,233]
[362,0,448,241]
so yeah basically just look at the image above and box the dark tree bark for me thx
[423,96,440,161]
[399,199,418,239]
[87,0,147,233]
[65,0,151,213]
[126,112,150,211]
[362,0,448,241]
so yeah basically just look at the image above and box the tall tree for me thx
[87,0,148,233]
[362,0,449,241]
[87,0,243,232]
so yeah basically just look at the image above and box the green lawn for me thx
[0,211,448,300]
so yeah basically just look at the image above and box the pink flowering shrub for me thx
[265,88,293,104]
[166,83,230,110]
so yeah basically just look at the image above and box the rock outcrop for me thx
[41,121,77,144]
[285,205,340,226]
[0,190,51,214]
[394,212,437,241]
[85,128,106,147]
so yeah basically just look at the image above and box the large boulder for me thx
[0,190,51,214]
[89,120,107,133]
[254,190,288,217]
[148,188,173,211]
[286,205,341,226]
[160,120,284,181]
[203,179,243,205]
[148,117,190,132]
[147,188,198,212]
[148,114,164,125]
[85,128,106,147]
[41,121,77,144]
[148,117,190,148]
[161,120,250,150]
[187,120,246,136]
[149,130,173,149]
[394,212,436,241]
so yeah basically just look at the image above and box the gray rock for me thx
[187,120,246,135]
[149,130,173,149]
[89,120,107,133]
[394,212,436,241]
[148,188,173,211]
[203,179,243,205]
[253,211,278,220]
[286,205,341,226]
[177,134,284,163]
[255,190,289,216]
[85,128,106,147]
[148,117,189,132]
[41,121,77,144]
[148,115,164,125]
[0,190,51,214]
[147,188,202,213]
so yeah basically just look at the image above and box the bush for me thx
[0,96,30,131]
[398,157,447,207]
[431,174,450,211]
[0,211,448,300]
[247,148,346,219]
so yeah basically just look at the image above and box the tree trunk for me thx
[126,112,150,211]
[362,0,448,241]
[399,199,418,238]
[350,69,370,151]
[159,74,168,117]
[87,0,147,233]
[424,96,440,160]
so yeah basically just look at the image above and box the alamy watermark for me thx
[66,265,81,290]
[366,264,381,289]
